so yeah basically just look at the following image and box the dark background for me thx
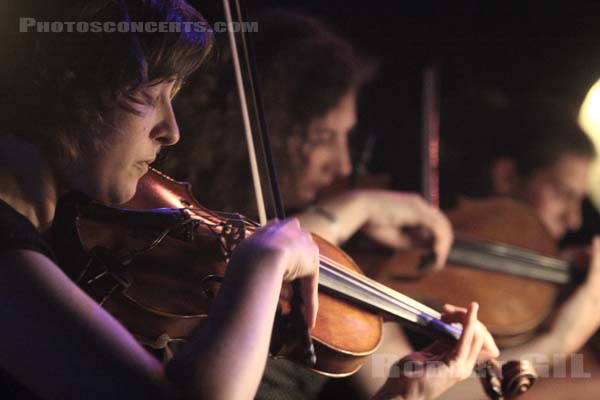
[191,0,600,192]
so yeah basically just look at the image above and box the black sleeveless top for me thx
[0,198,54,399]
[0,199,56,261]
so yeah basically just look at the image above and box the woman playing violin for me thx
[0,1,497,400]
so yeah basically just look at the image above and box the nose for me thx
[337,136,353,178]
[151,99,180,146]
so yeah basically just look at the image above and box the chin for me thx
[101,180,139,206]
[295,191,317,209]
[554,228,567,241]
[544,224,564,241]
[116,185,139,205]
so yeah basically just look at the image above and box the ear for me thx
[490,157,518,196]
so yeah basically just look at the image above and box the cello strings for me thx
[450,236,571,284]
[454,236,569,270]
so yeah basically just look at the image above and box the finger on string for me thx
[402,225,434,247]
[365,226,409,249]
[300,272,319,328]
[442,303,465,313]
[404,223,435,264]
[431,216,453,268]
[300,240,319,329]
[432,231,452,270]
[453,302,478,365]
[466,323,485,368]
[441,303,468,323]
[479,329,500,360]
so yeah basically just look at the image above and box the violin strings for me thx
[317,254,444,324]
[319,260,432,319]
[126,217,199,258]
[182,207,259,227]
[317,258,461,338]
[319,256,429,310]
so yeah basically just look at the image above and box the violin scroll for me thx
[501,360,537,399]
[479,359,537,400]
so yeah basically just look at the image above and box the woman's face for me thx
[286,91,356,208]
[66,80,180,205]
[518,153,592,239]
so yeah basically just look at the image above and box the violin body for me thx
[52,169,382,377]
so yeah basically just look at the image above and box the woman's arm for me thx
[437,237,600,400]
[471,237,600,366]
[0,219,319,400]
[297,189,452,270]
[167,218,319,399]
[0,250,169,399]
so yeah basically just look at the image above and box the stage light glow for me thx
[578,78,600,210]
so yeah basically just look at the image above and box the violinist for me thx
[0,1,497,400]
[438,96,600,399]
[441,96,595,241]
[163,9,452,263]
[161,8,479,400]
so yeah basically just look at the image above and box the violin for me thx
[51,168,536,399]
[352,196,586,347]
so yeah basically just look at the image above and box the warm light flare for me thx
[578,78,600,210]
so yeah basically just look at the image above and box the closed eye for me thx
[308,129,337,145]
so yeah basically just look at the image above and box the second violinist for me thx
[439,95,600,399]
[163,8,459,400]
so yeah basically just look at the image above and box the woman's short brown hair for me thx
[1,0,213,162]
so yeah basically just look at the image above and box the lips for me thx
[136,159,154,173]
[140,157,156,166]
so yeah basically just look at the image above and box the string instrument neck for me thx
[450,235,573,285]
